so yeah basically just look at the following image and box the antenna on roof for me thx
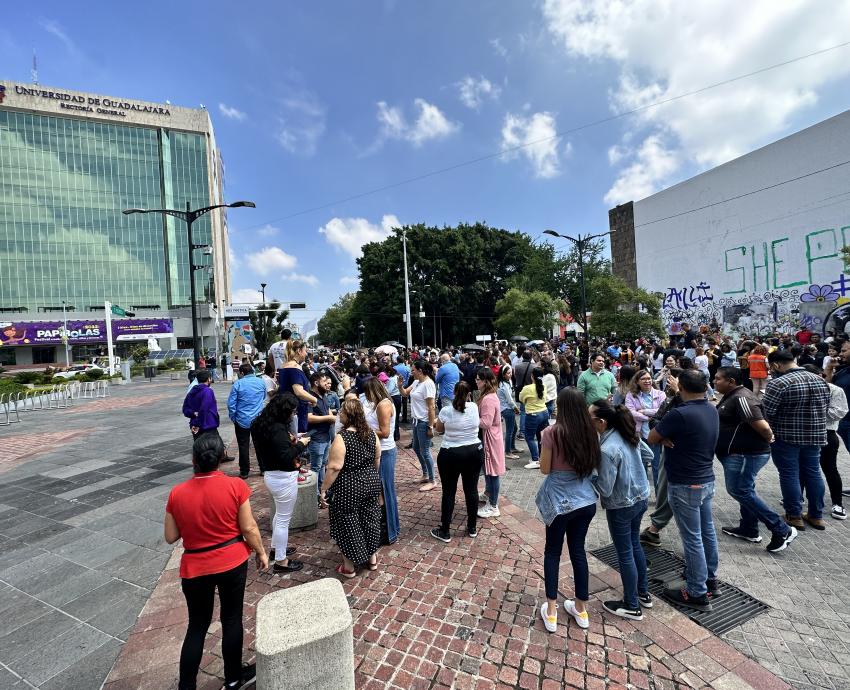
[31,51,38,84]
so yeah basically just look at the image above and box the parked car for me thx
[52,363,102,380]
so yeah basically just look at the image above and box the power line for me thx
[236,40,850,232]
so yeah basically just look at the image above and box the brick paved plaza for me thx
[0,380,845,689]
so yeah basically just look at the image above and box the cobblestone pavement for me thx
[107,430,791,690]
[0,378,232,689]
[501,434,850,690]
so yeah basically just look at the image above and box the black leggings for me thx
[544,504,597,601]
[437,443,483,532]
[179,560,248,690]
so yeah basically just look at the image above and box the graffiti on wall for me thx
[661,276,850,336]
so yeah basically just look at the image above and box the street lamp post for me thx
[543,229,613,337]
[123,200,255,369]
[402,229,413,349]
[260,282,267,305]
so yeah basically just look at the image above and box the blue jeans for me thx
[720,453,788,536]
[668,482,719,598]
[649,443,662,489]
[524,411,550,463]
[546,400,555,417]
[485,474,500,507]
[309,440,330,496]
[544,503,596,601]
[380,448,399,543]
[501,409,517,453]
[837,419,850,455]
[771,439,824,519]
[605,500,649,609]
[412,420,435,481]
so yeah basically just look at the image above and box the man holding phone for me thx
[307,372,336,507]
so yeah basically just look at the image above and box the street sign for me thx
[475,335,492,342]
[111,304,126,317]
[289,303,307,310]
[224,305,250,318]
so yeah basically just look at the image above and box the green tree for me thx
[249,300,289,353]
[494,288,564,339]
[318,293,361,346]
[586,273,663,341]
[355,223,561,345]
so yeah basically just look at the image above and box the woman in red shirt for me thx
[165,434,268,690]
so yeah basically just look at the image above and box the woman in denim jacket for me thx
[535,389,600,633]
[590,399,653,621]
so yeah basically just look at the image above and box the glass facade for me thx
[0,109,212,313]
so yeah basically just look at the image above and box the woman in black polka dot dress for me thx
[320,399,383,577]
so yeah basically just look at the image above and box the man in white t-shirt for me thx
[268,328,292,370]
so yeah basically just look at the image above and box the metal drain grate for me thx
[590,544,770,635]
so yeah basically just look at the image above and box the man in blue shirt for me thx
[649,369,720,612]
[394,354,412,423]
[434,352,460,410]
[606,341,622,360]
[227,362,268,479]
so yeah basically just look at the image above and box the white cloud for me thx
[457,76,501,109]
[490,38,509,59]
[282,272,319,287]
[603,135,680,205]
[228,247,240,270]
[320,214,400,259]
[340,275,359,286]
[256,224,279,237]
[245,246,297,275]
[218,103,246,121]
[41,20,77,55]
[376,99,460,147]
[232,288,263,305]
[500,111,563,178]
[542,0,850,201]
[277,94,326,156]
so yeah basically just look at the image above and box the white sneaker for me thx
[524,461,540,469]
[539,602,557,633]
[478,492,488,503]
[488,505,500,517]
[564,599,590,629]
[477,504,494,518]
[832,505,847,520]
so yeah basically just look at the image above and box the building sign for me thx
[224,305,250,318]
[6,84,170,118]
[0,319,173,346]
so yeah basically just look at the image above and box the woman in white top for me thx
[542,370,558,417]
[430,381,483,543]
[260,358,278,401]
[360,377,400,544]
[401,360,437,491]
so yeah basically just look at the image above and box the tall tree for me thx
[249,300,289,353]
[586,273,663,341]
[317,293,360,346]
[494,288,564,339]
[356,223,558,345]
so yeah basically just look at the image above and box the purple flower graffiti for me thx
[800,284,840,303]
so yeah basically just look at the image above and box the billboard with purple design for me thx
[0,319,173,346]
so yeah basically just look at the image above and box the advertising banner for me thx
[0,319,173,346]
[225,320,255,363]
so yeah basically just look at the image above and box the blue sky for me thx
[3,1,850,329]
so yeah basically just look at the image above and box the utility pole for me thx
[402,229,413,349]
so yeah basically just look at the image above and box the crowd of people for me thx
[169,322,850,687]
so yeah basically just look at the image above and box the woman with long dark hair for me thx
[497,364,520,459]
[402,359,437,491]
[252,392,311,574]
[431,381,483,542]
[360,377,399,545]
[165,434,267,690]
[475,368,505,519]
[590,399,653,621]
[519,367,550,470]
[536,388,601,633]
[321,399,383,577]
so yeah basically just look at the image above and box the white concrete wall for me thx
[633,109,850,337]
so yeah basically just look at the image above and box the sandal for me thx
[336,564,357,579]
[368,555,378,571]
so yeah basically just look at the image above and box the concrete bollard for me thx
[255,578,354,690]
[268,471,319,532]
